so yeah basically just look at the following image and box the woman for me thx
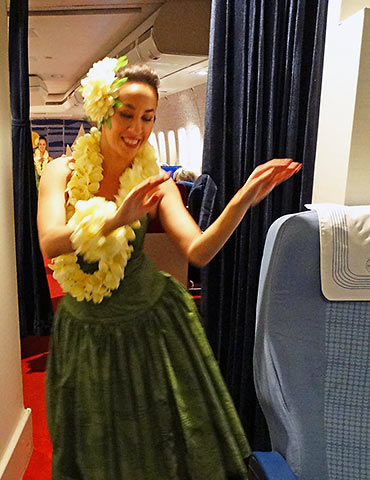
[34,135,52,189]
[38,57,301,479]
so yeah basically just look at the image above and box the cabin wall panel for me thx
[152,83,207,173]
[313,2,370,205]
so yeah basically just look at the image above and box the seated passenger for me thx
[173,167,198,183]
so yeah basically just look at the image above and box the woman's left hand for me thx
[237,158,302,207]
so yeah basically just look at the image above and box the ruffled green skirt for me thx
[46,273,250,479]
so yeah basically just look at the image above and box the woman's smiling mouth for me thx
[123,137,140,147]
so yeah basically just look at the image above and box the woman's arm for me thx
[38,156,299,262]
[37,157,75,258]
[158,159,301,267]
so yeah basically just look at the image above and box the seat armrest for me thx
[247,452,297,479]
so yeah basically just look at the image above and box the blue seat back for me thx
[187,173,217,230]
[254,210,370,480]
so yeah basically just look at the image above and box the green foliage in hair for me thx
[112,77,127,92]
[104,117,112,129]
[114,100,123,109]
[114,55,128,72]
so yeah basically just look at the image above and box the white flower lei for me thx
[51,55,160,303]
[34,148,50,176]
[50,128,160,303]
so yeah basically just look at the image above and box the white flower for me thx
[80,56,128,128]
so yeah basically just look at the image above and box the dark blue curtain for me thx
[9,0,53,336]
[201,0,328,448]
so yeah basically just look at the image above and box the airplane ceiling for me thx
[7,1,210,118]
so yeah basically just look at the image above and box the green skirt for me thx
[46,274,250,479]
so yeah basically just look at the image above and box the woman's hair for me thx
[39,136,47,143]
[116,63,160,100]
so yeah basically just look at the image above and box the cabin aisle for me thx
[22,335,52,479]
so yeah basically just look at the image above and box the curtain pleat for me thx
[9,0,53,336]
[201,0,328,448]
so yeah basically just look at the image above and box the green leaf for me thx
[104,117,111,129]
[114,100,123,109]
[114,55,128,71]
[114,77,128,88]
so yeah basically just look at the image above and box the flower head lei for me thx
[80,55,128,129]
[50,57,160,303]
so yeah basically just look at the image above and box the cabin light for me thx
[196,70,208,76]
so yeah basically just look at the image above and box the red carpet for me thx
[21,336,52,480]
[21,256,63,479]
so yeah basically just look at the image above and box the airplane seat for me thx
[145,182,189,287]
[248,206,370,480]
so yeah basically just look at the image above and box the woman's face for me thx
[101,81,157,164]
[38,139,47,153]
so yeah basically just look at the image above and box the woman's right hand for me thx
[104,171,171,233]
